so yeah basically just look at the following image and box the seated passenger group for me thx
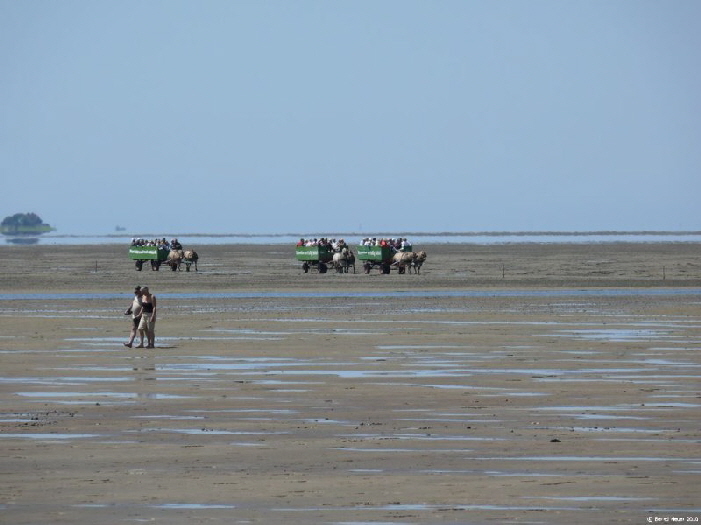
[131,238,183,250]
[296,238,349,251]
[296,237,411,252]
[360,237,411,251]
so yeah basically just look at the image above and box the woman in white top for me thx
[123,286,144,348]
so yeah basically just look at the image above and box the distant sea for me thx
[4,231,701,246]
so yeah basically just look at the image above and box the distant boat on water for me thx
[1,212,55,239]
[115,225,127,232]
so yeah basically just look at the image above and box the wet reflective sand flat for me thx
[0,243,700,524]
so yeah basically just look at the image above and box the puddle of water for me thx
[157,360,335,372]
[132,415,206,420]
[332,522,416,525]
[16,392,193,401]
[304,419,352,425]
[397,418,504,423]
[525,496,655,502]
[334,448,472,453]
[535,405,658,412]
[482,470,562,477]
[125,428,290,436]
[13,377,135,385]
[563,414,650,421]
[0,433,100,440]
[479,392,549,397]
[376,345,476,350]
[0,348,120,354]
[557,329,676,342]
[545,426,682,434]
[642,359,701,367]
[17,391,136,399]
[209,328,380,336]
[340,433,504,442]
[275,503,584,512]
[196,409,298,414]
[151,504,237,509]
[643,402,701,408]
[473,456,697,462]
[257,369,474,379]
[533,377,693,385]
[596,438,699,443]
[649,394,700,399]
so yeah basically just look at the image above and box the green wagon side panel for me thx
[129,246,170,261]
[356,245,413,262]
[356,245,393,262]
[295,246,333,262]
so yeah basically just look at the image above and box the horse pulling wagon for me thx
[296,245,355,273]
[129,245,199,272]
[356,243,426,274]
[356,244,411,274]
[182,250,199,271]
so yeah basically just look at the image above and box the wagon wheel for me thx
[151,260,160,271]
[135,260,143,271]
[302,262,310,273]
[382,263,391,274]
[318,262,327,274]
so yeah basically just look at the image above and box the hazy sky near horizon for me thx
[2,1,699,235]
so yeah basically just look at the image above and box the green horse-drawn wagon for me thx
[129,245,170,271]
[356,243,412,274]
[296,245,334,273]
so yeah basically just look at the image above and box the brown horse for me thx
[184,250,199,272]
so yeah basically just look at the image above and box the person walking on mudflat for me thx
[138,286,157,348]
[124,286,144,348]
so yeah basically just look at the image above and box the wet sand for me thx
[1,243,700,524]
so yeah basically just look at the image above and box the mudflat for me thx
[1,242,700,524]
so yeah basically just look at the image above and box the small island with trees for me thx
[1,212,55,237]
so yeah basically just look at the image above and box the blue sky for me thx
[1,1,699,235]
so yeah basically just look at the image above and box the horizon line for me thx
[46,230,701,239]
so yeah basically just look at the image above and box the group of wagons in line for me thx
[127,237,425,275]
[295,240,427,274]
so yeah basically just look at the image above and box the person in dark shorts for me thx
[138,286,157,348]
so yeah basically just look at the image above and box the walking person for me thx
[139,286,157,348]
[123,286,144,348]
